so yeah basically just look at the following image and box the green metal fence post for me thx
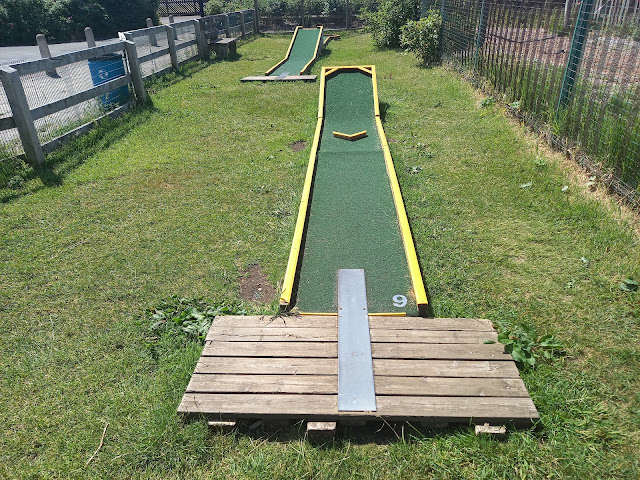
[557,0,594,112]
[473,0,489,73]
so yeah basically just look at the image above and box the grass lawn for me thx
[1,32,639,479]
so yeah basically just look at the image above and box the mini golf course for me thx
[179,65,539,430]
[241,27,329,82]
[280,66,427,315]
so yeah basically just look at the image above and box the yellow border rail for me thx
[265,26,324,76]
[265,26,300,75]
[300,26,324,74]
[280,65,428,314]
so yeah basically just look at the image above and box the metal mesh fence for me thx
[425,0,640,205]
[0,82,23,158]
[127,28,173,78]
[1,51,129,161]
[174,21,199,64]
[20,59,123,146]
[260,14,361,31]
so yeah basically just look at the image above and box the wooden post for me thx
[123,40,147,103]
[36,34,58,76]
[146,18,158,47]
[165,25,179,70]
[253,0,260,33]
[169,15,178,40]
[194,19,209,60]
[300,0,305,27]
[239,11,246,38]
[224,14,231,37]
[85,27,96,48]
[0,66,45,166]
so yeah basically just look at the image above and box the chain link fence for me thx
[425,0,640,206]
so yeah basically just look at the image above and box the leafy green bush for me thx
[400,9,442,65]
[204,0,223,15]
[361,0,420,48]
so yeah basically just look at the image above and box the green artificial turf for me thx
[295,70,413,313]
[270,28,322,75]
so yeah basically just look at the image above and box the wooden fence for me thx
[0,11,256,166]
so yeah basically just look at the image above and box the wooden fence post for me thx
[194,19,209,60]
[36,34,58,77]
[85,27,96,48]
[166,25,179,70]
[169,15,179,40]
[224,14,231,37]
[146,18,158,47]
[254,0,260,33]
[239,11,246,38]
[123,40,147,103]
[0,66,45,166]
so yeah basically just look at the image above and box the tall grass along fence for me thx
[424,0,640,207]
[0,10,256,167]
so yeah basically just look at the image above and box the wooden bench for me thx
[211,37,237,59]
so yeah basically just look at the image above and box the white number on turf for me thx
[393,295,407,307]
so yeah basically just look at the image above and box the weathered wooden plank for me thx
[201,341,510,361]
[374,359,520,378]
[175,39,198,51]
[185,374,529,397]
[41,102,132,154]
[178,394,539,423]
[193,357,519,378]
[206,327,336,342]
[30,75,130,121]
[375,396,539,422]
[372,330,497,343]
[187,374,336,394]
[369,317,495,331]
[125,24,169,38]
[138,48,170,64]
[211,315,333,328]
[240,75,317,82]
[206,326,497,344]
[206,316,494,331]
[194,357,337,375]
[375,376,529,397]
[0,115,16,132]
[13,42,125,75]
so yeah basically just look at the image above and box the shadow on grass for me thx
[0,101,158,203]
[214,419,491,446]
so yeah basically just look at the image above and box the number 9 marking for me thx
[393,295,407,307]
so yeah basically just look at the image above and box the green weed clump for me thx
[494,323,564,369]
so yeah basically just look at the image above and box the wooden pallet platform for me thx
[178,315,539,427]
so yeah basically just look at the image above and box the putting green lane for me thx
[293,68,419,314]
[270,28,322,75]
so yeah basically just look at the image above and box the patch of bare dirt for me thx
[238,264,277,304]
[289,140,308,152]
